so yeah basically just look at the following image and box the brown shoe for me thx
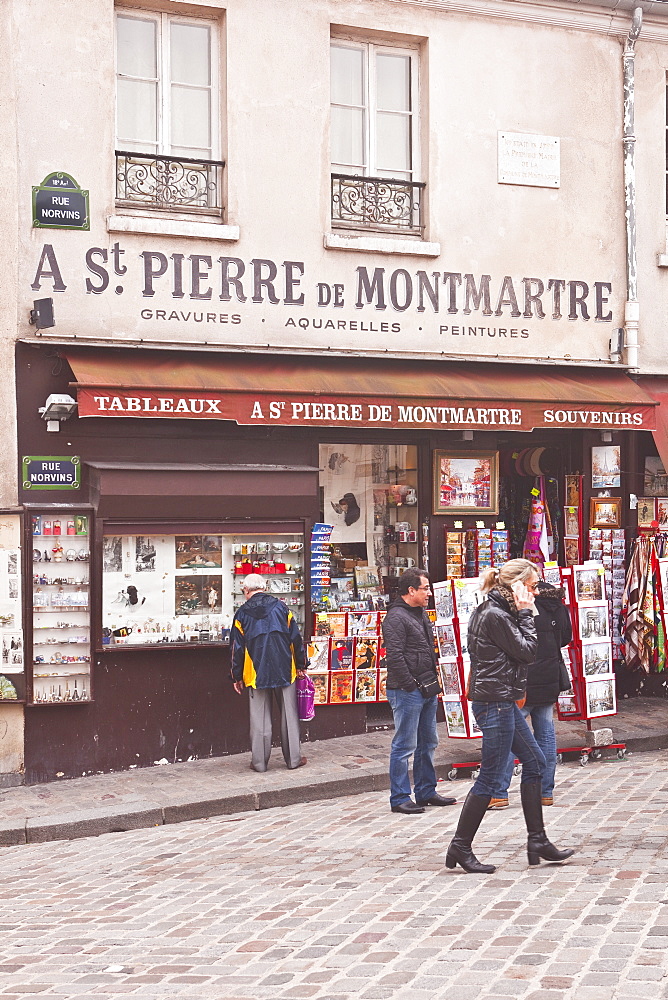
[541,796,553,806]
[288,756,307,769]
[487,798,509,809]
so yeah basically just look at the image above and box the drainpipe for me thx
[623,6,642,371]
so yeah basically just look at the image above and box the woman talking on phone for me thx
[446,559,575,874]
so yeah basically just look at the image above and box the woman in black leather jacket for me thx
[446,559,575,875]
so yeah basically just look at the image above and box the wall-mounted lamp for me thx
[29,298,55,331]
[600,430,613,443]
[462,430,474,441]
[609,328,623,363]
[38,393,77,433]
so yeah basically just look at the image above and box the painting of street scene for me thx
[433,451,498,514]
[433,582,454,621]
[582,641,613,676]
[573,566,604,604]
[586,677,616,718]
[443,699,467,738]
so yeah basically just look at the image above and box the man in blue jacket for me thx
[232,574,307,772]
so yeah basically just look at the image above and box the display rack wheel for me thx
[471,768,480,780]
[590,749,602,761]
[617,749,627,760]
[579,754,589,766]
[513,764,522,776]
[556,753,563,765]
[448,769,457,781]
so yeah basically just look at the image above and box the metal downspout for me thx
[623,6,643,371]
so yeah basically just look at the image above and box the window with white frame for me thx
[115,10,223,212]
[330,39,422,233]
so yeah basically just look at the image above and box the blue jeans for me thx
[470,701,546,798]
[387,688,438,807]
[495,702,557,799]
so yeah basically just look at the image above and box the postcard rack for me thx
[308,610,388,706]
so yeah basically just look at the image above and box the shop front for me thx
[13,341,659,781]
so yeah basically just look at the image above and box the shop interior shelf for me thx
[33,607,90,612]
[34,624,90,629]
[33,659,90,665]
[34,640,88,645]
[34,674,90,681]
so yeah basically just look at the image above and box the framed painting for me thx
[433,450,499,515]
[637,497,656,530]
[591,445,621,489]
[589,497,622,529]
[657,499,668,529]
[565,475,581,507]
[563,507,580,536]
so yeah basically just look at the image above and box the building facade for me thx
[2,0,668,782]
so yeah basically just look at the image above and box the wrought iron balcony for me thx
[115,150,225,213]
[331,173,425,234]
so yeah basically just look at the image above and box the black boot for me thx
[445,791,497,874]
[521,779,574,867]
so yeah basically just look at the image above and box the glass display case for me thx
[318,444,419,609]
[0,514,24,702]
[101,528,305,646]
[31,511,91,704]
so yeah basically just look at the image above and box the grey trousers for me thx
[248,683,302,771]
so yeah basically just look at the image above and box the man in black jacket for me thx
[382,568,457,814]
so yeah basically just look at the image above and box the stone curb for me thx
[25,800,163,844]
[2,730,664,847]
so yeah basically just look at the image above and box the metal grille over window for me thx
[115,150,225,211]
[331,173,424,233]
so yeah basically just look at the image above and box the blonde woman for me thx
[446,559,575,874]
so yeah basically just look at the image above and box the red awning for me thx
[635,377,668,469]
[64,348,657,432]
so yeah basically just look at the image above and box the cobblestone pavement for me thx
[1,749,668,999]
[0,697,666,846]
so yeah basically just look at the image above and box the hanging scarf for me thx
[623,535,655,673]
[522,478,549,570]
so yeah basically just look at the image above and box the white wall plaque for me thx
[498,131,560,188]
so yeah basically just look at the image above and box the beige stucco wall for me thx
[0,0,19,508]
[12,0,668,371]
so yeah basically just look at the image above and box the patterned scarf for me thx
[623,535,657,673]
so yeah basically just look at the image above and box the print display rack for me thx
[588,528,626,662]
[30,511,91,704]
[446,528,509,579]
[308,610,388,706]
[556,563,617,724]
[433,578,483,740]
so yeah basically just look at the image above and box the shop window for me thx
[318,444,420,608]
[115,10,224,215]
[330,39,423,234]
[102,528,304,647]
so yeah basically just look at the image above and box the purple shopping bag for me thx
[296,674,316,721]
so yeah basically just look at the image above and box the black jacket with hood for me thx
[525,582,572,705]
[382,598,439,692]
[467,587,538,702]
